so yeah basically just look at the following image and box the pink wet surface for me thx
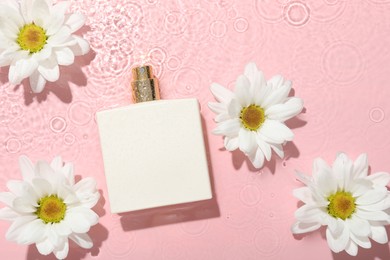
[1,0,390,259]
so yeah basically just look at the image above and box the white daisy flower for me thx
[0,155,100,259]
[208,62,304,168]
[0,0,90,93]
[291,153,390,256]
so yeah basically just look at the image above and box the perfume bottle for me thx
[97,65,212,213]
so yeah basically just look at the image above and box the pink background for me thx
[1,0,390,259]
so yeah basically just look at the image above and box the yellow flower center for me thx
[36,195,66,224]
[17,24,47,53]
[327,191,356,220]
[240,104,266,131]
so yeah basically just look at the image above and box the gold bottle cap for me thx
[131,65,160,103]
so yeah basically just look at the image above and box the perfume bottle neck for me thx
[131,65,161,103]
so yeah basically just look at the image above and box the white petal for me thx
[370,225,388,244]
[7,180,24,196]
[332,153,351,190]
[37,57,60,82]
[0,45,19,66]
[350,233,371,249]
[254,81,271,105]
[224,136,239,151]
[208,102,226,114]
[19,155,35,182]
[0,207,18,221]
[346,216,370,237]
[270,143,284,158]
[0,13,20,38]
[228,99,242,117]
[46,15,65,36]
[243,62,259,86]
[295,171,312,186]
[366,172,390,187]
[248,148,265,169]
[238,128,257,155]
[355,209,389,221]
[353,153,368,179]
[29,70,47,93]
[32,0,50,27]
[65,13,86,33]
[291,221,321,234]
[326,224,350,253]
[18,218,46,244]
[294,205,323,222]
[55,47,75,66]
[6,215,37,242]
[21,0,34,24]
[265,97,304,122]
[53,221,72,236]
[235,75,252,106]
[53,241,69,260]
[52,1,71,17]
[210,82,234,104]
[259,120,294,143]
[256,136,272,161]
[349,179,371,197]
[345,240,358,256]
[62,163,75,186]
[66,213,93,233]
[36,238,54,256]
[268,75,284,89]
[48,26,71,46]
[69,233,93,249]
[359,196,390,211]
[73,177,98,194]
[313,159,337,196]
[212,118,241,136]
[79,192,100,209]
[355,189,387,205]
[0,0,19,11]
[50,156,63,170]
[262,84,291,109]
[69,35,90,56]
[293,187,314,204]
[0,4,24,28]
[215,112,230,123]
[9,55,37,84]
[0,192,16,206]
[68,207,99,225]
[35,160,57,184]
[47,224,62,247]
[327,218,344,237]
[13,197,36,213]
[32,178,52,198]
[32,46,53,61]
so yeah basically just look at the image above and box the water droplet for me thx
[210,20,227,38]
[369,107,385,123]
[64,133,76,145]
[23,133,34,144]
[166,56,181,71]
[233,17,249,33]
[6,138,21,154]
[284,1,311,27]
[68,102,93,126]
[50,116,67,133]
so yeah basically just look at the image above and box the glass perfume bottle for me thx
[97,65,212,213]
